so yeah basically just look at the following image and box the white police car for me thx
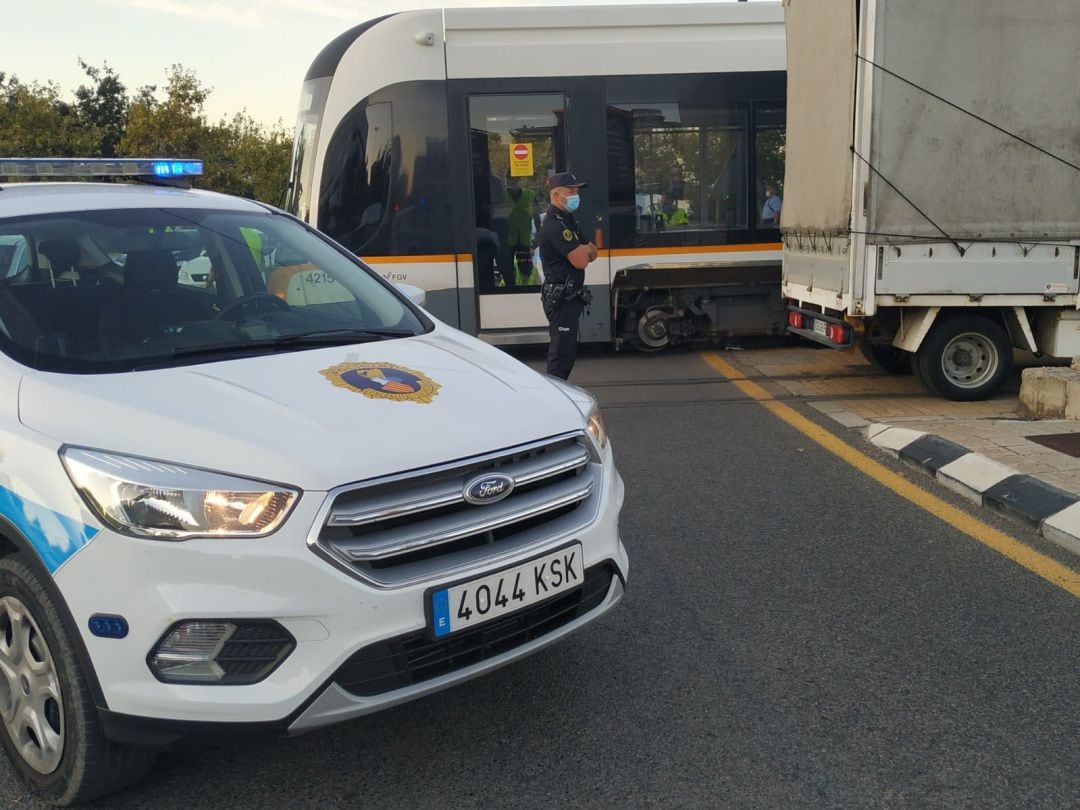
[0,158,627,805]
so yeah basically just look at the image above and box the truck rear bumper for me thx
[786,305,854,348]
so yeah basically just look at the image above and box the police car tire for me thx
[0,554,155,806]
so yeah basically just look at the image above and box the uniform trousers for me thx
[546,298,584,380]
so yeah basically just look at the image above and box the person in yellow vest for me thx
[240,227,264,270]
[661,205,690,227]
[505,181,541,286]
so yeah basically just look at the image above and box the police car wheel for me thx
[0,554,155,806]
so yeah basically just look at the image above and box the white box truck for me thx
[781,0,1080,400]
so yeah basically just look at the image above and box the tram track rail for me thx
[589,370,946,410]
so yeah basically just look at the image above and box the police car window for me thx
[607,102,748,247]
[0,236,29,280]
[0,209,426,374]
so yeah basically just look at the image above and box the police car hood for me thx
[18,330,590,490]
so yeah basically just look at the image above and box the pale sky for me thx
[6,0,752,130]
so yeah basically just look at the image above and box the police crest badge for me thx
[320,362,441,404]
[562,228,574,242]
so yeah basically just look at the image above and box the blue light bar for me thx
[152,160,204,178]
[0,157,203,179]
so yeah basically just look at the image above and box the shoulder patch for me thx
[562,228,574,242]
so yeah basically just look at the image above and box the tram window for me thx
[607,102,747,248]
[468,94,565,293]
[317,101,393,254]
[754,105,786,230]
[285,76,330,222]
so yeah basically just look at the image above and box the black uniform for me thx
[538,204,588,379]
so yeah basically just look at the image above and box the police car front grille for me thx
[314,434,600,587]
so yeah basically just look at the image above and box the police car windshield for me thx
[0,208,428,373]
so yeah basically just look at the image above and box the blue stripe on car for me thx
[0,485,99,573]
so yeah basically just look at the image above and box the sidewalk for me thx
[864,418,1080,559]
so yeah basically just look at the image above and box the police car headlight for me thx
[546,377,608,450]
[61,448,299,539]
[586,403,608,449]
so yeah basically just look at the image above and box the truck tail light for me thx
[788,311,805,329]
[826,324,848,344]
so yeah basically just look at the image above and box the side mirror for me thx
[395,282,426,308]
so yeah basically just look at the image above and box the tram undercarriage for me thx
[612,260,785,351]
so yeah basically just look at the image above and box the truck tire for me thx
[0,554,155,805]
[860,341,913,375]
[915,315,1012,401]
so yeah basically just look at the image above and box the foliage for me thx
[73,60,130,157]
[0,73,99,157]
[0,63,292,204]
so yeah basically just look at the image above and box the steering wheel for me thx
[215,292,291,321]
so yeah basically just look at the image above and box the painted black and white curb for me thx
[867,425,1080,559]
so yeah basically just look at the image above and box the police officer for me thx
[538,171,597,379]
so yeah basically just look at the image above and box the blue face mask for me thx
[564,194,581,213]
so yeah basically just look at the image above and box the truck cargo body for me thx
[781,0,1080,399]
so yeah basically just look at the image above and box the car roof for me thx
[0,182,268,219]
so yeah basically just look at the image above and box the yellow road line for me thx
[702,352,1080,599]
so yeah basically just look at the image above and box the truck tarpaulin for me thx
[781,0,856,236]
[868,0,1080,243]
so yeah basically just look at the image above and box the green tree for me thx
[2,62,293,204]
[202,112,294,204]
[118,64,210,159]
[74,60,129,157]
[0,73,99,157]
[118,65,293,204]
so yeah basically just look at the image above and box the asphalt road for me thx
[3,350,1078,808]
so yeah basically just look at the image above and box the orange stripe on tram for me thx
[608,242,781,258]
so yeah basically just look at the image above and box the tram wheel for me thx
[634,307,670,352]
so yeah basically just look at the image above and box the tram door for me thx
[450,81,609,340]
[466,94,567,331]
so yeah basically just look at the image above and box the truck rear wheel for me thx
[915,315,1012,401]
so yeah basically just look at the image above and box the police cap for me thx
[546,171,587,189]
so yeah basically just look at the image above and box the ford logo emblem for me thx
[464,473,515,505]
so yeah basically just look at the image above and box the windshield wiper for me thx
[270,328,415,345]
[132,329,415,369]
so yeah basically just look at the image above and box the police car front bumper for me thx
[55,453,627,735]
